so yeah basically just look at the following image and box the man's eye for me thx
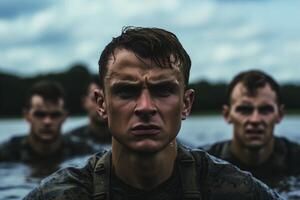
[112,86,139,99]
[152,85,175,97]
[259,106,275,115]
[235,106,253,115]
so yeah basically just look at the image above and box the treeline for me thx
[0,64,93,117]
[1,64,300,117]
[190,81,300,114]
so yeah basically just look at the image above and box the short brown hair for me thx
[24,81,65,109]
[226,70,282,105]
[98,26,191,88]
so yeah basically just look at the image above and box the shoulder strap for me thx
[177,147,202,200]
[93,151,111,200]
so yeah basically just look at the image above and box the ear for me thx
[223,104,232,124]
[95,88,107,121]
[23,108,31,123]
[276,104,285,124]
[181,89,194,120]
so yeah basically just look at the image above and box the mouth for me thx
[131,124,161,136]
[40,129,54,135]
[244,128,265,140]
[245,129,264,134]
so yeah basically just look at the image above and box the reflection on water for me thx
[0,163,38,200]
[0,155,91,200]
[276,176,300,200]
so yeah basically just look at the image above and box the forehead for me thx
[30,95,65,110]
[230,83,278,105]
[105,49,183,84]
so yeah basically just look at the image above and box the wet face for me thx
[97,49,194,153]
[223,83,283,150]
[25,95,67,143]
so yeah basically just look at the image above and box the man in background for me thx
[0,81,94,176]
[205,70,300,187]
[65,77,111,151]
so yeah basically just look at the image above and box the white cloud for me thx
[175,1,215,27]
[0,0,300,83]
[213,42,262,63]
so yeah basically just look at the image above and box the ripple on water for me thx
[276,175,300,200]
[0,163,38,200]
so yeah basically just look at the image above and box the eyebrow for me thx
[107,72,139,82]
[110,79,180,89]
[108,71,180,84]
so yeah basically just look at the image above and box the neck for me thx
[27,133,63,156]
[112,138,177,190]
[230,138,274,166]
[89,120,110,140]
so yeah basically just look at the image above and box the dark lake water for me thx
[0,115,300,199]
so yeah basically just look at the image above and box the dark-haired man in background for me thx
[205,70,300,187]
[0,81,94,176]
[65,78,111,151]
[24,28,282,199]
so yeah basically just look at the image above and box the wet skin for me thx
[223,83,284,151]
[97,49,194,154]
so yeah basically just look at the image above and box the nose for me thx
[43,116,53,125]
[248,109,262,124]
[134,89,157,119]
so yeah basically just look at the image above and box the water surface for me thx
[0,115,299,199]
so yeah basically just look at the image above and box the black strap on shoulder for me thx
[177,147,202,200]
[93,151,111,200]
[92,148,203,200]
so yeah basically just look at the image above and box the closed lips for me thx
[131,125,161,135]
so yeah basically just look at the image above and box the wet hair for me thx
[226,70,282,105]
[24,80,65,109]
[98,26,191,88]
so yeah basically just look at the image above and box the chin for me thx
[40,138,57,144]
[130,141,168,154]
[37,134,57,143]
[245,142,265,151]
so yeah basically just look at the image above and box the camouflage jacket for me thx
[0,135,95,163]
[24,146,283,200]
[64,125,111,152]
[205,136,300,187]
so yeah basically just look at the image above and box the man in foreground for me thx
[24,27,282,199]
[205,70,300,187]
[0,81,94,176]
[65,78,111,151]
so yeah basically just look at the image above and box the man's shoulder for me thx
[275,136,300,150]
[0,135,27,161]
[65,125,89,138]
[24,151,108,200]
[188,149,283,199]
[198,140,230,156]
[274,136,300,160]
[0,135,26,146]
[24,167,92,200]
[275,136,300,172]
[62,131,99,155]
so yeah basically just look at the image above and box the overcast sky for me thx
[1,0,300,83]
